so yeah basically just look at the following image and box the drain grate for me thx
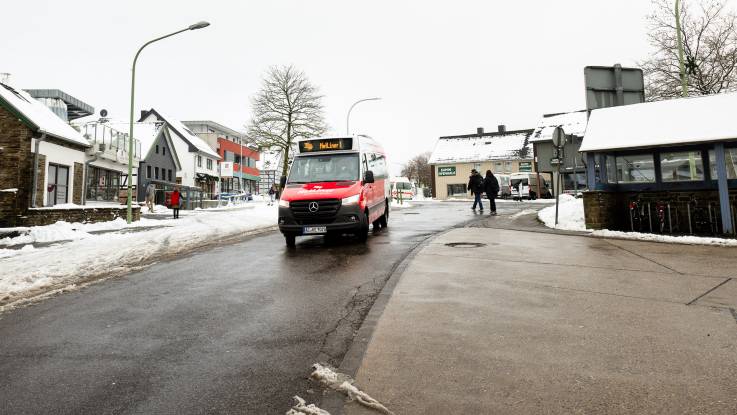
[445,242,486,248]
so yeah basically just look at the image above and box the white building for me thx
[139,109,221,196]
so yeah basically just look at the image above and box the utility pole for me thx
[676,0,689,97]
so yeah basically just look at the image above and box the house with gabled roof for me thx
[139,109,221,198]
[0,81,137,226]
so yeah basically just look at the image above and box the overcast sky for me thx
[4,0,730,171]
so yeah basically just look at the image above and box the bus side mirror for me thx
[279,176,287,188]
[364,170,375,184]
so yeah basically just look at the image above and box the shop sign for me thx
[519,162,532,172]
[438,166,456,176]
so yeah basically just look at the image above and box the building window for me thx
[155,167,159,180]
[197,155,203,167]
[660,151,704,182]
[168,169,173,182]
[505,161,512,173]
[494,162,503,172]
[207,159,213,170]
[47,163,69,206]
[86,166,121,202]
[708,148,737,180]
[147,165,152,179]
[163,147,166,156]
[473,163,481,171]
[616,154,655,183]
[447,184,467,196]
[156,145,159,154]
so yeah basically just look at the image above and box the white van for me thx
[510,173,550,200]
[390,177,414,200]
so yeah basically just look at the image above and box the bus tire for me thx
[357,212,370,242]
[378,200,389,228]
[285,234,296,248]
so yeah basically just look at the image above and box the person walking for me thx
[268,184,277,206]
[483,170,500,215]
[171,186,181,219]
[145,182,156,213]
[467,169,484,211]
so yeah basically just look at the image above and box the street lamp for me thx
[346,97,381,135]
[126,21,210,224]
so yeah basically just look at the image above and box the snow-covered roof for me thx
[580,92,737,152]
[0,82,90,147]
[529,110,588,143]
[152,111,220,159]
[429,131,532,164]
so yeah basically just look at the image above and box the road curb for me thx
[320,223,467,414]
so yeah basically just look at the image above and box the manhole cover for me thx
[444,242,486,248]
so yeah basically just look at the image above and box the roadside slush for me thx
[341,221,737,414]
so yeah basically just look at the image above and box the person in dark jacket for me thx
[467,169,484,211]
[483,170,500,215]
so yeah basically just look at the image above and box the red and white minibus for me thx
[277,136,390,247]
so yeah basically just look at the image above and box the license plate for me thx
[303,226,327,235]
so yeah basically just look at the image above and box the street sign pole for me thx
[552,127,566,227]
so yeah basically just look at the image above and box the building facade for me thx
[183,120,261,193]
[0,82,136,227]
[140,110,221,198]
[429,126,535,199]
[530,110,588,195]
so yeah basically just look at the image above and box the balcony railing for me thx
[80,123,142,161]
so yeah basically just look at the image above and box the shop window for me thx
[660,151,704,182]
[605,156,617,183]
[708,148,737,180]
[615,154,655,183]
[447,184,467,197]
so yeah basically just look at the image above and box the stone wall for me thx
[73,162,83,205]
[21,206,141,227]
[584,190,737,235]
[34,154,46,208]
[0,106,34,227]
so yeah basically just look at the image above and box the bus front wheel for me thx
[357,212,370,242]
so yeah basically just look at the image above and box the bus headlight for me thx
[278,199,290,208]
[342,194,360,205]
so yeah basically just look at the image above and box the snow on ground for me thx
[537,194,587,231]
[592,229,737,247]
[390,200,413,209]
[0,203,277,304]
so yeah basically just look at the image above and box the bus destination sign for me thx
[299,138,353,153]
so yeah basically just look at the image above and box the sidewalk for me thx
[343,223,737,414]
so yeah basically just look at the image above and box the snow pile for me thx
[0,204,277,304]
[309,363,394,415]
[592,230,737,247]
[537,195,587,231]
[390,200,413,209]
[0,218,145,247]
[286,396,330,415]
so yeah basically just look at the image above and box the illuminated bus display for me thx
[299,138,354,153]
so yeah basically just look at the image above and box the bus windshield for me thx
[288,153,360,183]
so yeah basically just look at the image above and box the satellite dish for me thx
[100,109,108,117]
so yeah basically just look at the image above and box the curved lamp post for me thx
[126,21,210,224]
[346,97,381,135]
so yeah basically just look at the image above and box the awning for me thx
[196,173,219,182]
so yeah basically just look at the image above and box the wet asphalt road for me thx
[0,201,535,414]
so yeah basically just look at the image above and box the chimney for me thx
[140,110,148,122]
[497,125,507,133]
[476,127,484,135]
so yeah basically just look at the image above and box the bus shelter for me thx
[579,92,737,236]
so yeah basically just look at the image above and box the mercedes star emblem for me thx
[308,201,319,213]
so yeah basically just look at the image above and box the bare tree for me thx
[247,65,328,179]
[642,0,737,100]
[401,152,432,187]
